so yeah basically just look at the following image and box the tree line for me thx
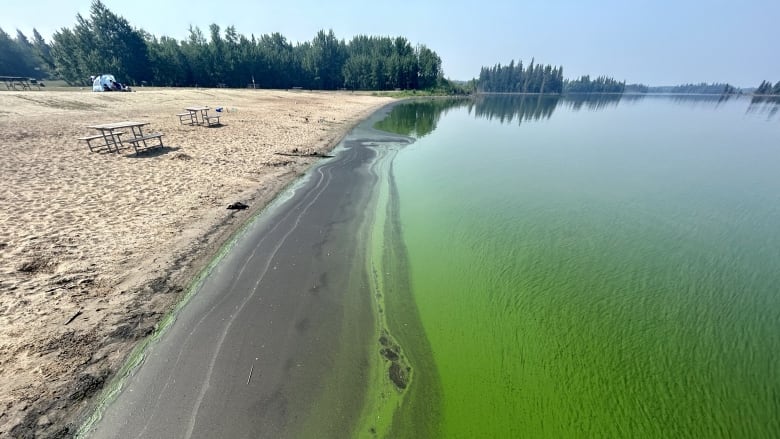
[563,75,625,93]
[477,59,564,94]
[665,83,737,94]
[755,80,780,95]
[0,0,445,91]
[477,59,628,94]
[625,82,738,94]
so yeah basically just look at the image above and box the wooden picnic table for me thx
[86,121,147,152]
[184,106,210,125]
[85,121,164,155]
[1,76,42,91]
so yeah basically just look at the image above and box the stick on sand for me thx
[246,364,254,385]
[64,310,83,326]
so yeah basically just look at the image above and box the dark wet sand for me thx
[84,118,395,438]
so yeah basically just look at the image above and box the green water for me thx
[374,95,780,438]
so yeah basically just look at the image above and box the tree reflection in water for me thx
[374,93,776,138]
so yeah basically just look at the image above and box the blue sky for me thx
[2,0,778,87]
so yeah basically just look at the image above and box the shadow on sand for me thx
[125,145,182,158]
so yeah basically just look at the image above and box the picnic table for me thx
[182,106,209,125]
[83,121,164,155]
[178,106,221,126]
[1,76,42,91]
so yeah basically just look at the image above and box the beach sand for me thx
[0,88,393,437]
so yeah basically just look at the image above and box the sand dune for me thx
[0,88,392,437]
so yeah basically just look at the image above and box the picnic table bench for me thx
[126,133,164,155]
[78,131,125,152]
[176,112,193,124]
[203,114,221,126]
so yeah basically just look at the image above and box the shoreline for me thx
[0,89,394,437]
[83,100,406,438]
[78,99,395,436]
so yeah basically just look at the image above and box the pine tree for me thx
[31,29,55,75]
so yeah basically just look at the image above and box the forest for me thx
[0,0,446,91]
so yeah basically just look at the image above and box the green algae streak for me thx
[354,137,443,438]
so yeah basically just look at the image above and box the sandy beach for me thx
[0,88,392,437]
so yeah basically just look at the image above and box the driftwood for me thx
[247,364,254,385]
[65,309,83,325]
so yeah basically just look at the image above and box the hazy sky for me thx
[2,0,778,86]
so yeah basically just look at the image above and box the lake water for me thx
[368,95,780,438]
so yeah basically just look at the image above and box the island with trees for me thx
[476,58,626,94]
[755,80,780,96]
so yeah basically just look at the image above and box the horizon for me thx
[2,0,779,88]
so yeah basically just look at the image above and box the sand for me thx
[0,88,393,437]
